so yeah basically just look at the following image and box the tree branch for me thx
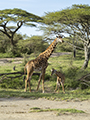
[0,71,40,82]
[64,39,84,50]
[0,71,40,76]
[81,82,90,87]
[13,21,23,34]
[3,23,11,38]
[77,73,90,81]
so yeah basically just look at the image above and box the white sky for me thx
[0,0,90,36]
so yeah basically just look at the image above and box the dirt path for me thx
[0,52,71,65]
[0,98,90,120]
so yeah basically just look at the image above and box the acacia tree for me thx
[42,4,90,69]
[0,8,42,47]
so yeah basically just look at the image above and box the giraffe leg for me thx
[25,78,28,92]
[28,72,33,92]
[42,71,45,93]
[28,77,31,92]
[24,70,33,92]
[37,73,42,91]
[58,79,61,93]
[41,63,48,93]
[55,78,59,92]
[61,81,65,94]
[58,84,60,93]
[25,72,29,92]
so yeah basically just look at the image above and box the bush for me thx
[0,77,24,89]
[21,53,30,66]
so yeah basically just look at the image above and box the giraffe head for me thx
[56,34,64,43]
[51,68,56,76]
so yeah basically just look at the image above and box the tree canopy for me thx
[43,4,90,37]
[42,4,90,68]
[0,8,42,46]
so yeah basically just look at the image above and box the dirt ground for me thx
[0,97,90,120]
[0,52,71,65]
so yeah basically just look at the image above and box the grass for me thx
[0,52,90,100]
[0,88,90,101]
[29,107,85,115]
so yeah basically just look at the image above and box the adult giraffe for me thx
[24,35,64,93]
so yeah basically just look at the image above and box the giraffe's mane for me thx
[45,38,57,51]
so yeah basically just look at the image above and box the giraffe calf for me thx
[51,68,65,93]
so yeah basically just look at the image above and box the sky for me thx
[0,0,90,37]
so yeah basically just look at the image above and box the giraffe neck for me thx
[54,70,58,76]
[53,69,61,77]
[42,38,58,59]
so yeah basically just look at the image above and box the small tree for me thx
[0,8,42,47]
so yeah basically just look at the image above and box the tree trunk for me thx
[10,36,14,46]
[73,48,76,58]
[83,43,90,69]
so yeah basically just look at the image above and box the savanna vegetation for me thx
[0,4,90,100]
[0,52,90,100]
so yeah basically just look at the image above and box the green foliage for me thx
[56,43,72,52]
[42,4,90,42]
[18,35,49,55]
[0,34,49,57]
[0,8,43,53]
[43,4,90,25]
[21,53,30,66]
[0,32,10,53]
[29,107,85,114]
[0,32,23,57]
[6,46,21,57]
[0,8,42,26]
[0,78,24,89]
[42,5,90,50]
[42,4,90,69]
